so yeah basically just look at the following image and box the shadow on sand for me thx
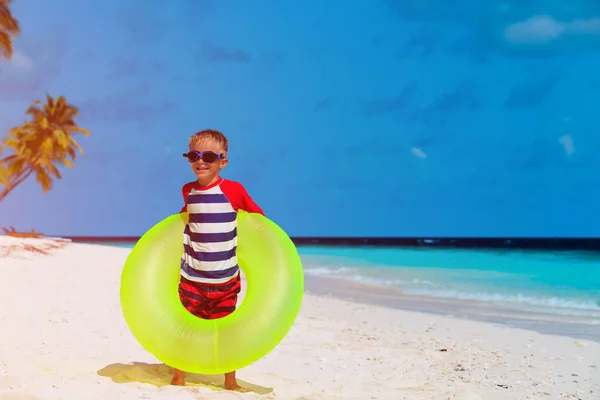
[97,362,273,394]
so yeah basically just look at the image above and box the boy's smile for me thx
[194,164,210,174]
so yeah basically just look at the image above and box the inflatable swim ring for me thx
[120,211,304,375]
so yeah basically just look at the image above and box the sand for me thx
[0,237,598,400]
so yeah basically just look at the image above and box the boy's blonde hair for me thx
[189,129,229,155]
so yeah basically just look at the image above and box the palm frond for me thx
[0,0,19,61]
[0,94,90,200]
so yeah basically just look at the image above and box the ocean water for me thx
[299,247,600,320]
[106,241,600,336]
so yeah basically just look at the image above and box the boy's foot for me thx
[224,380,249,392]
[170,375,185,386]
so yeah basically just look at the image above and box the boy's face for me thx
[189,139,228,186]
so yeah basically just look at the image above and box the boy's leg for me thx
[210,277,245,391]
[171,368,185,385]
[171,277,209,386]
[224,371,241,390]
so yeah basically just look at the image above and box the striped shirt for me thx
[179,178,264,284]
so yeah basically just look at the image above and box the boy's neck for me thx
[196,176,222,189]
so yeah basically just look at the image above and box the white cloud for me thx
[411,147,427,159]
[558,135,574,157]
[10,52,33,71]
[504,15,566,44]
[504,15,600,44]
[569,17,600,35]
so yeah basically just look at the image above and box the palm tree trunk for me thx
[0,168,33,203]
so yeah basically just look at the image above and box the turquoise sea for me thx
[105,242,600,340]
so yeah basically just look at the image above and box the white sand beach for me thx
[0,237,598,400]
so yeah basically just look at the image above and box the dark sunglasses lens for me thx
[201,152,219,162]
[186,152,200,162]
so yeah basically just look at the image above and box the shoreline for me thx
[7,236,597,342]
[303,275,600,343]
[77,238,600,342]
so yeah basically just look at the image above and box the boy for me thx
[172,129,264,390]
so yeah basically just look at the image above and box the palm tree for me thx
[0,94,90,202]
[0,0,20,61]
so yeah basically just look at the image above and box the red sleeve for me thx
[180,182,196,213]
[220,180,264,215]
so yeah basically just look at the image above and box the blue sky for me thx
[0,0,599,237]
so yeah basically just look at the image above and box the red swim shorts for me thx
[178,274,241,320]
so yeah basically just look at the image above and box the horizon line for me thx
[56,236,600,250]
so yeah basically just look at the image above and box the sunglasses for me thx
[182,151,225,163]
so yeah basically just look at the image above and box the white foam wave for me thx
[405,288,600,313]
[303,266,600,317]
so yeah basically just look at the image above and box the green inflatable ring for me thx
[120,211,304,374]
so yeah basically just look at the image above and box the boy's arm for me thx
[221,180,265,216]
[180,182,195,213]
[240,188,264,215]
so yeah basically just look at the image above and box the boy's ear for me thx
[220,158,229,168]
